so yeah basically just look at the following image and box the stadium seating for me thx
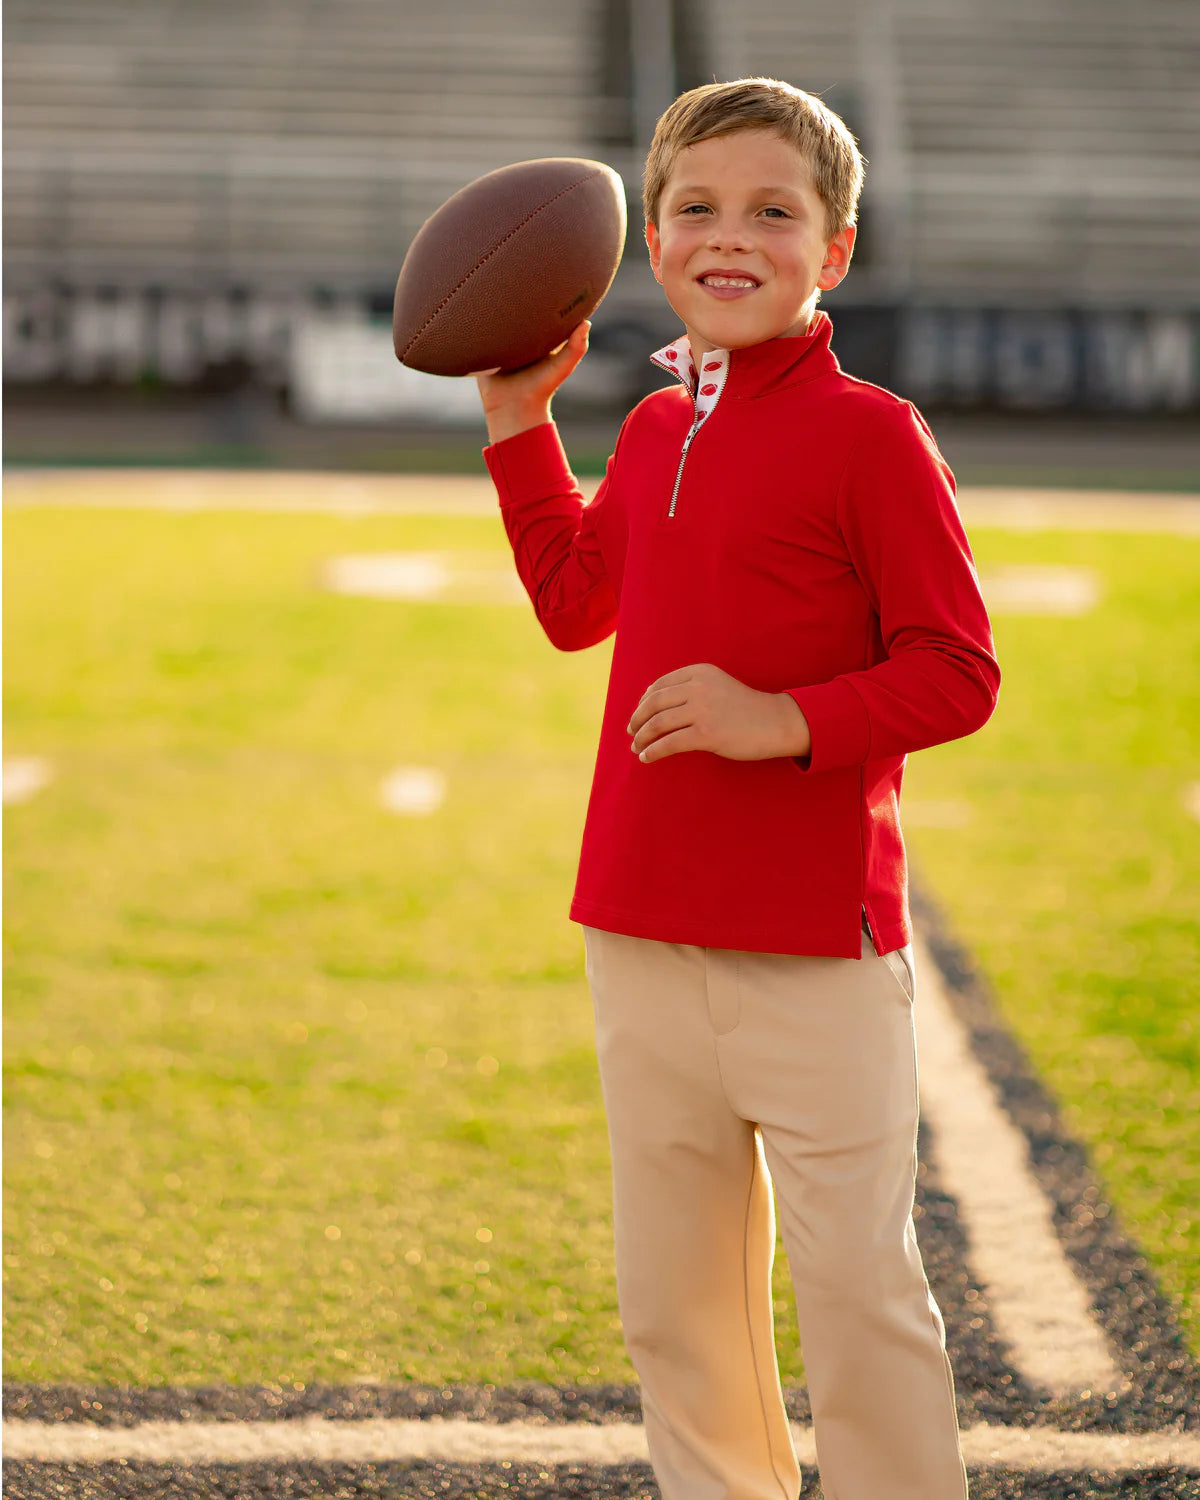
[5,0,1198,303]
[3,0,613,288]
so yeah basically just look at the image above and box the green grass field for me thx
[4,496,1198,1388]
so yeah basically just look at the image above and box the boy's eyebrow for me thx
[667,183,806,200]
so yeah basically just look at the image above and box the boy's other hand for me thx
[627,663,812,764]
[476,319,591,444]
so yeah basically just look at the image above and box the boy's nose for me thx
[706,223,754,252]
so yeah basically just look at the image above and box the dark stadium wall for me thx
[3,286,1198,414]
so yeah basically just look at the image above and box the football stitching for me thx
[400,170,607,365]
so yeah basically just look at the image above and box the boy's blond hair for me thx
[642,78,866,244]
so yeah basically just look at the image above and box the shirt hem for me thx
[570,897,911,960]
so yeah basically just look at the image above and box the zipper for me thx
[668,422,700,518]
[664,361,702,518]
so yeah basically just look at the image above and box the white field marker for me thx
[911,932,1127,1398]
[380,767,445,817]
[3,1416,1198,1472]
[323,552,524,605]
[978,565,1101,616]
[2,756,53,805]
[1183,782,1200,823]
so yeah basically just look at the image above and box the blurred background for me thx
[4,0,1200,483]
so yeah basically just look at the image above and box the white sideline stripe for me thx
[4,470,1199,532]
[3,1417,1198,1471]
[1183,782,1200,823]
[912,934,1127,1398]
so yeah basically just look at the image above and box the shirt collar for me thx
[649,336,731,425]
[650,310,838,405]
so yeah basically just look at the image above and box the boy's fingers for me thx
[564,322,590,355]
[565,320,591,355]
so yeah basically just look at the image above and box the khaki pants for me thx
[582,920,968,1500]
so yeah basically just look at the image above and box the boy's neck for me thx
[688,311,815,362]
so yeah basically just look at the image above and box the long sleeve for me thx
[785,400,1001,774]
[482,419,621,652]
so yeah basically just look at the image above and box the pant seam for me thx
[742,1130,794,1500]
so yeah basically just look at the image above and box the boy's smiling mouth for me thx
[697,269,761,299]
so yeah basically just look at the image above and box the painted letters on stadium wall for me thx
[3,287,1198,414]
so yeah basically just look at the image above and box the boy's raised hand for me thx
[475,320,591,444]
[627,663,813,764]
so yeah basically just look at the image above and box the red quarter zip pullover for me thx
[482,311,1000,958]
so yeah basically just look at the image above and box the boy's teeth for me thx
[703,275,756,287]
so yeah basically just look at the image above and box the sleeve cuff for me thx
[482,422,574,505]
[784,679,872,774]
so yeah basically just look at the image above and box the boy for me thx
[476,78,999,1500]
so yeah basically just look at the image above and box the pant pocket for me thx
[862,915,915,1003]
[883,944,916,1003]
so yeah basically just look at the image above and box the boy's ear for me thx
[817,225,856,291]
[645,221,663,284]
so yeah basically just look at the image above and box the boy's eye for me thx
[678,204,790,218]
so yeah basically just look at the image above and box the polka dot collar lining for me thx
[650,335,731,427]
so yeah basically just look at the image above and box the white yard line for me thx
[912,933,1127,1398]
[5,470,1199,532]
[3,1416,1197,1471]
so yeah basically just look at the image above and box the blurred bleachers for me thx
[3,0,611,290]
[6,0,1199,302]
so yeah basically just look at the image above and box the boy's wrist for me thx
[483,402,553,445]
[775,693,813,759]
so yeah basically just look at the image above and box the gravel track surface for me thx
[3,1460,1199,1499]
[908,879,1200,1434]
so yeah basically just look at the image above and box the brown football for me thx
[393,157,627,377]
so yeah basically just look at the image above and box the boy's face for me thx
[645,128,855,359]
